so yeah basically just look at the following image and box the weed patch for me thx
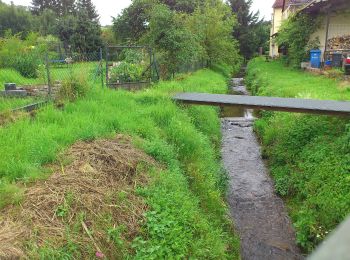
[247,58,350,252]
[0,69,240,258]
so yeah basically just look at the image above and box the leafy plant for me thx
[276,14,322,68]
[0,35,42,78]
[107,225,126,248]
[58,73,89,101]
[109,62,144,83]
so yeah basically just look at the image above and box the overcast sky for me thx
[3,0,275,26]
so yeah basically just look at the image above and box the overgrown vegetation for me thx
[113,0,242,77]
[0,69,240,258]
[228,0,270,59]
[246,58,350,253]
[276,13,321,68]
[0,0,102,54]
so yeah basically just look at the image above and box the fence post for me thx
[99,48,104,88]
[105,47,109,88]
[45,53,52,98]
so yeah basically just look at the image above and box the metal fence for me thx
[0,45,208,113]
[0,49,104,99]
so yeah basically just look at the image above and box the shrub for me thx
[109,62,144,83]
[276,14,321,68]
[58,73,89,101]
[0,35,42,78]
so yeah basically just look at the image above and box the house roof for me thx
[273,0,313,10]
[273,0,284,8]
[300,0,349,14]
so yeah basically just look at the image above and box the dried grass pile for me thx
[0,135,156,259]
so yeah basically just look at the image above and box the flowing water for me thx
[221,78,303,260]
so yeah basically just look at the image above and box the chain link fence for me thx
[0,48,104,112]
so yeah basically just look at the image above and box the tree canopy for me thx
[113,0,242,77]
[30,0,102,53]
[228,0,269,59]
[0,1,33,38]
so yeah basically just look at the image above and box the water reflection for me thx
[220,78,256,119]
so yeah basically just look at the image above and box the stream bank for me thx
[221,78,302,259]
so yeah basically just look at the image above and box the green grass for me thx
[0,68,44,89]
[246,58,350,253]
[0,69,239,258]
[0,97,37,112]
[0,62,101,113]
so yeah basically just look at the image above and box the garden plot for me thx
[106,47,158,90]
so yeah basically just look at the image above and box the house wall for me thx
[310,10,350,60]
[270,7,283,57]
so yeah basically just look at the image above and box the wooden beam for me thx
[173,93,350,116]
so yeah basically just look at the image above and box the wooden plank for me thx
[173,93,350,116]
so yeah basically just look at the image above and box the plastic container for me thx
[331,52,343,67]
[325,60,332,66]
[310,50,322,68]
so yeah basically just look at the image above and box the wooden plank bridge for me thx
[173,93,350,116]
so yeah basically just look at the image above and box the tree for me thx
[187,0,241,69]
[0,1,33,38]
[145,4,202,76]
[228,0,266,59]
[159,0,200,13]
[112,0,200,43]
[31,0,75,16]
[113,0,152,43]
[76,0,98,20]
[34,8,57,36]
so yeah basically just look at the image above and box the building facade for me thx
[301,0,350,61]
[269,0,312,57]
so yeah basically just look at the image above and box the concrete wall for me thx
[310,11,350,61]
[270,7,283,57]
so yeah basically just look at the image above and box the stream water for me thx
[221,78,303,260]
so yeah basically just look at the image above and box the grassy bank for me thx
[246,58,350,252]
[0,69,240,258]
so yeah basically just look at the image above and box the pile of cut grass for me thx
[0,69,240,258]
[246,58,350,253]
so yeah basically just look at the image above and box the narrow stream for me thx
[221,78,303,259]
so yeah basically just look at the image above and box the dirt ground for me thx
[0,135,157,259]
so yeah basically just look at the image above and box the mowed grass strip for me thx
[0,69,240,258]
[246,58,350,253]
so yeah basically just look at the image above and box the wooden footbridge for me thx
[173,93,350,116]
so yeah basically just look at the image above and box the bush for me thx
[276,14,321,68]
[11,52,41,78]
[109,62,144,83]
[0,34,42,78]
[210,63,233,78]
[58,73,89,101]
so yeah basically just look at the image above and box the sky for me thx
[3,0,275,26]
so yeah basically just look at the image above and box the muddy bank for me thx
[222,80,302,259]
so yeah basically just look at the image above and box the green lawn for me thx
[0,69,240,259]
[246,58,350,253]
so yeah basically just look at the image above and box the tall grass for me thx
[0,68,45,90]
[246,57,350,253]
[0,69,240,258]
